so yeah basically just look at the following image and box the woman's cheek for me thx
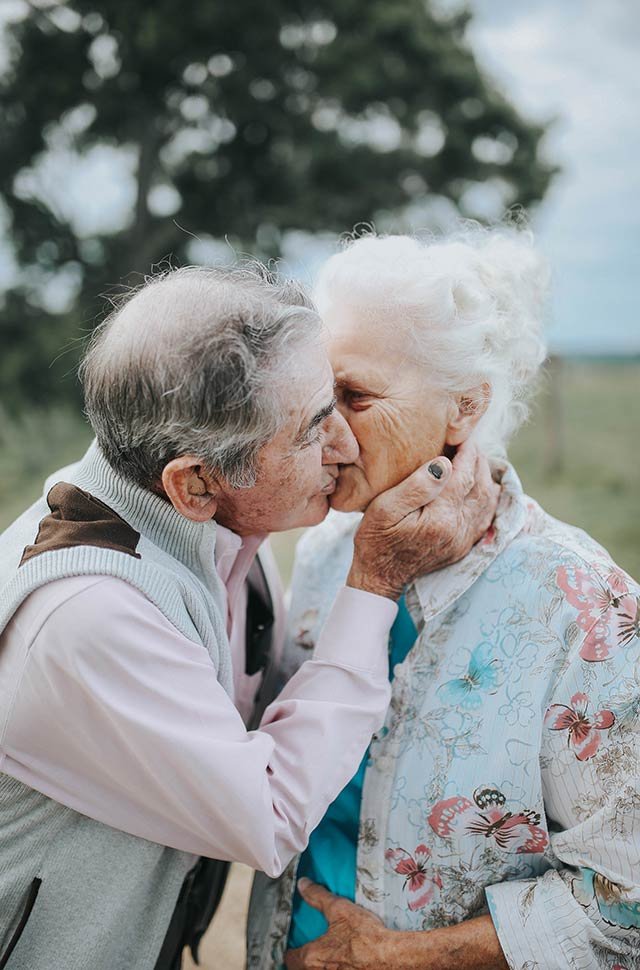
[349,406,386,452]
[364,408,411,470]
[344,407,367,439]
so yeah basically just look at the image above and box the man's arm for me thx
[1,575,394,877]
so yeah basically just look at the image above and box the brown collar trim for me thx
[20,482,141,566]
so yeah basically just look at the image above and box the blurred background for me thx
[0,1,638,965]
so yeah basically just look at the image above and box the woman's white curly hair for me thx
[314,225,550,460]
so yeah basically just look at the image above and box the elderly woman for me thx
[248,229,640,970]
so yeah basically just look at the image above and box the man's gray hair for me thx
[80,264,321,489]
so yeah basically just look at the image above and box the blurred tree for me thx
[0,0,556,407]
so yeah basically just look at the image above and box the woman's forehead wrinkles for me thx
[333,357,391,388]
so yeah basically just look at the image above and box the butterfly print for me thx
[617,597,640,648]
[545,691,615,761]
[556,565,639,662]
[428,787,548,854]
[572,867,640,930]
[384,844,442,911]
[437,642,500,710]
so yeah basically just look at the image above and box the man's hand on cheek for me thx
[421,439,501,565]
[347,441,500,600]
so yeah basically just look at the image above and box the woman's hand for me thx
[284,879,510,970]
[284,879,393,969]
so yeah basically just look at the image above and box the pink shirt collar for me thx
[214,524,267,636]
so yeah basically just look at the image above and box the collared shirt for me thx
[0,524,396,878]
[251,464,640,969]
[214,525,268,723]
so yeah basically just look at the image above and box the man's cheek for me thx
[276,463,309,498]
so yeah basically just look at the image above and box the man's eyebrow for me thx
[297,396,337,442]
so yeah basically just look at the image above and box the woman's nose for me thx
[322,410,359,464]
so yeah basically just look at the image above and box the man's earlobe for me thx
[445,383,491,447]
[161,456,219,522]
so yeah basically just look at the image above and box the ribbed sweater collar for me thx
[71,440,216,573]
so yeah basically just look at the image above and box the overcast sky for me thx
[0,0,638,355]
[464,0,639,354]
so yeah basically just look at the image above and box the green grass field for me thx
[2,360,639,581]
[509,359,639,579]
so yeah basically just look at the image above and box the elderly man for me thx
[0,265,495,970]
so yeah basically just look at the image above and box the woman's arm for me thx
[285,565,640,970]
[484,566,640,970]
[285,880,508,969]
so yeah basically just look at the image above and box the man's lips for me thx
[322,462,360,493]
[320,468,340,494]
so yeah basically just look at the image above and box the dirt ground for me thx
[183,864,253,970]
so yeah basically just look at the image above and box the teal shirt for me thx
[287,596,418,951]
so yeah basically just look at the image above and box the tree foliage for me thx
[0,0,556,407]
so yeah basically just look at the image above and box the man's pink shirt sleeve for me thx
[0,576,395,877]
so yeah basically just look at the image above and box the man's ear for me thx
[161,456,219,522]
[444,383,491,447]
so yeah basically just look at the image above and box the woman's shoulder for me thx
[517,497,638,592]
[475,498,639,668]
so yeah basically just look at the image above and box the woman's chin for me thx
[331,467,384,513]
[329,484,371,514]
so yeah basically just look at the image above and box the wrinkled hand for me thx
[285,880,509,970]
[284,879,392,970]
[348,441,500,599]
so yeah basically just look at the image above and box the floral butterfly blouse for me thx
[247,465,640,970]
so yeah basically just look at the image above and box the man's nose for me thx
[322,410,359,465]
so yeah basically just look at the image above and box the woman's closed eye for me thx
[342,389,374,410]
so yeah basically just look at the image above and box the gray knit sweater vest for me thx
[0,442,234,969]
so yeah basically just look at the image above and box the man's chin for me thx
[301,494,332,527]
